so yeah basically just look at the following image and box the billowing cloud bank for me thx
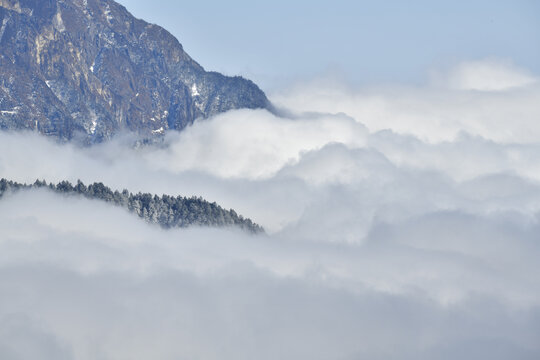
[1,60,540,359]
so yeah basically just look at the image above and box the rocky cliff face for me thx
[0,0,271,142]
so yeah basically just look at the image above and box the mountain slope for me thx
[0,0,271,142]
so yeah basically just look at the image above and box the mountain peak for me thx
[0,0,271,142]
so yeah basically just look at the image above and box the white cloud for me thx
[0,188,539,360]
[0,60,540,359]
[432,59,538,91]
[149,109,368,179]
[271,60,540,144]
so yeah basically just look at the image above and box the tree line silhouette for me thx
[0,178,264,234]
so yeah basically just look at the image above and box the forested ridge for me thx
[0,178,264,233]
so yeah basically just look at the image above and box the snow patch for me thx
[0,17,9,42]
[0,109,18,115]
[104,4,114,22]
[0,1,22,13]
[86,111,99,134]
[89,119,97,134]
[53,10,66,32]
[191,83,200,97]
[100,32,115,47]
[152,127,164,134]
[80,0,90,18]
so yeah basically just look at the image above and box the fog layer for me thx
[0,60,539,359]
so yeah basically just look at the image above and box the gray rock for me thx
[0,0,271,142]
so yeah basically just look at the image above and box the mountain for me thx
[0,178,264,233]
[0,0,271,142]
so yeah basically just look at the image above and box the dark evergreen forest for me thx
[0,179,263,234]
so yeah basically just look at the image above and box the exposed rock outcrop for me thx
[0,0,271,142]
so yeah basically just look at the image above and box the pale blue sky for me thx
[117,0,540,90]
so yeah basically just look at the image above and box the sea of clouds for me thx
[0,59,539,359]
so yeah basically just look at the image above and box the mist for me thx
[1,60,539,359]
